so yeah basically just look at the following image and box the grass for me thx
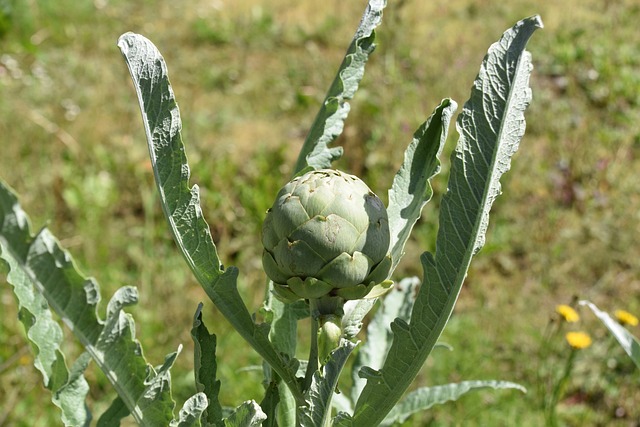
[1,0,640,425]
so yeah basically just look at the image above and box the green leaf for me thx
[174,393,208,427]
[0,180,193,426]
[299,340,358,427]
[293,0,387,173]
[351,16,543,426]
[341,298,376,340]
[332,412,354,427]
[265,292,299,357]
[265,293,299,426]
[117,32,304,405]
[580,301,640,369]
[0,225,91,426]
[117,32,223,286]
[351,277,420,404]
[339,98,456,356]
[380,380,526,426]
[260,292,309,425]
[191,304,223,426]
[387,99,457,275]
[56,352,93,425]
[224,401,267,427]
[97,397,130,426]
[258,380,280,427]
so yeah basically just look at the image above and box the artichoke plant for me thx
[262,169,393,304]
[0,4,542,424]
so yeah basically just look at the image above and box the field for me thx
[1,0,640,425]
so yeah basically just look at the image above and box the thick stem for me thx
[314,295,346,318]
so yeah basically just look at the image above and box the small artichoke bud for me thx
[317,315,342,363]
[262,169,392,302]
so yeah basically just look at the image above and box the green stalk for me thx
[304,300,320,392]
[546,348,577,426]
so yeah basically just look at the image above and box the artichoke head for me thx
[262,169,392,302]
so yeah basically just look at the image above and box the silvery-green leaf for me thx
[97,397,129,426]
[341,299,376,340]
[387,99,457,275]
[191,304,223,426]
[0,213,91,426]
[258,380,281,427]
[580,301,640,369]
[380,381,526,426]
[299,340,358,427]
[350,277,420,403]
[262,289,298,427]
[224,401,267,427]
[351,16,543,426]
[174,393,208,427]
[332,412,353,427]
[117,32,303,405]
[294,0,387,173]
[340,98,456,353]
[0,180,185,426]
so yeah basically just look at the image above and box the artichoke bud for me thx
[262,169,392,302]
[317,315,342,363]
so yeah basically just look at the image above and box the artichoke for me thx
[262,169,392,302]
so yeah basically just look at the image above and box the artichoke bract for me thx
[262,169,392,302]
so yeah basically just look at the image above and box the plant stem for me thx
[546,348,577,426]
[304,299,320,392]
[536,318,561,404]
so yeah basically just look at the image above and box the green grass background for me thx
[1,0,640,425]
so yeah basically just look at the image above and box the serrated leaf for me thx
[299,340,358,427]
[139,348,183,420]
[117,32,303,405]
[351,16,543,426]
[293,0,387,173]
[387,99,457,275]
[262,291,298,426]
[339,99,456,358]
[332,412,354,427]
[0,233,91,426]
[174,393,209,427]
[0,180,189,426]
[56,352,93,424]
[258,380,280,427]
[380,380,526,426]
[224,401,267,427]
[96,288,178,424]
[191,304,223,426]
[580,301,640,369]
[341,299,377,342]
[351,277,420,403]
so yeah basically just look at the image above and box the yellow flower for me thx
[565,331,592,349]
[556,304,580,323]
[615,309,639,327]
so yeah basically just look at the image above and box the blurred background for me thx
[1,0,639,425]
